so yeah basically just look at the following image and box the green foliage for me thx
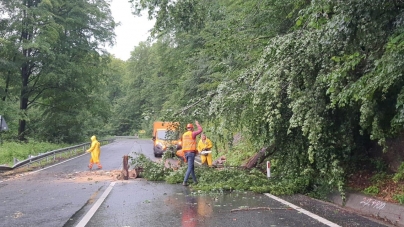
[393,162,404,183]
[122,0,404,198]
[370,158,388,173]
[221,135,257,166]
[363,186,380,196]
[0,0,116,142]
[129,152,173,181]
[162,149,176,160]
[165,166,188,184]
[370,172,389,185]
[167,166,270,192]
[0,140,68,166]
[193,168,267,192]
[393,194,404,204]
[136,150,311,195]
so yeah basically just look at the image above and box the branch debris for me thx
[230,206,292,212]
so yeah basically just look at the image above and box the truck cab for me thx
[152,122,181,157]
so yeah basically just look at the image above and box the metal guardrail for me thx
[0,138,115,171]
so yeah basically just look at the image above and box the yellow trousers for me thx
[200,153,212,166]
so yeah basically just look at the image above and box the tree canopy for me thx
[125,0,404,195]
[0,0,116,142]
[1,0,403,196]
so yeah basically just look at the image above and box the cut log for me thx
[212,156,226,167]
[242,146,274,169]
[129,169,137,179]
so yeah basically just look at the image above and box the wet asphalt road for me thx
[0,139,391,227]
[79,181,390,227]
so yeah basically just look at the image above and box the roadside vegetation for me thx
[347,160,404,205]
[0,140,68,166]
[1,0,404,205]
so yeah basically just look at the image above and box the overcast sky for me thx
[107,0,155,61]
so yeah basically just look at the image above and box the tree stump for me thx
[122,155,129,180]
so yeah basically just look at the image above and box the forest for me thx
[1,0,404,198]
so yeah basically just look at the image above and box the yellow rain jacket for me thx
[197,137,213,166]
[87,135,101,164]
[197,138,212,153]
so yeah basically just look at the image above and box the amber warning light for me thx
[267,161,271,178]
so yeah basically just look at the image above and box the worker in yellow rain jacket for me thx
[197,133,213,167]
[86,135,102,170]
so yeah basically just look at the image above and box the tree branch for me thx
[230,206,292,212]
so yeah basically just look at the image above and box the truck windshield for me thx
[156,130,178,140]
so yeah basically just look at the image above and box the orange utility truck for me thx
[152,121,181,157]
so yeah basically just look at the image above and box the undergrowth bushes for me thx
[393,162,404,183]
[0,140,67,166]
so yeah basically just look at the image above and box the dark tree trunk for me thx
[18,1,33,141]
[2,73,10,102]
[242,146,275,169]
[18,62,30,141]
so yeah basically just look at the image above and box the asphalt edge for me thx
[328,191,404,226]
[195,155,404,226]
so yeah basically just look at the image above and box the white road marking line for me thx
[0,153,89,182]
[28,153,89,174]
[76,182,116,227]
[264,193,341,227]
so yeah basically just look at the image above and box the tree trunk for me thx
[2,72,10,102]
[242,146,275,169]
[18,2,33,141]
[18,44,30,141]
[18,63,29,141]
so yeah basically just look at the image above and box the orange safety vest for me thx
[182,131,196,152]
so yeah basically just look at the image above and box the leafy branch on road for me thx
[129,152,310,195]
[230,206,292,212]
[129,152,173,181]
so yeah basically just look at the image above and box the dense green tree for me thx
[0,0,116,142]
[126,0,404,196]
[129,0,301,117]
[209,0,404,195]
[113,42,153,135]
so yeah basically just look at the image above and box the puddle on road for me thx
[163,190,286,214]
[124,188,292,227]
